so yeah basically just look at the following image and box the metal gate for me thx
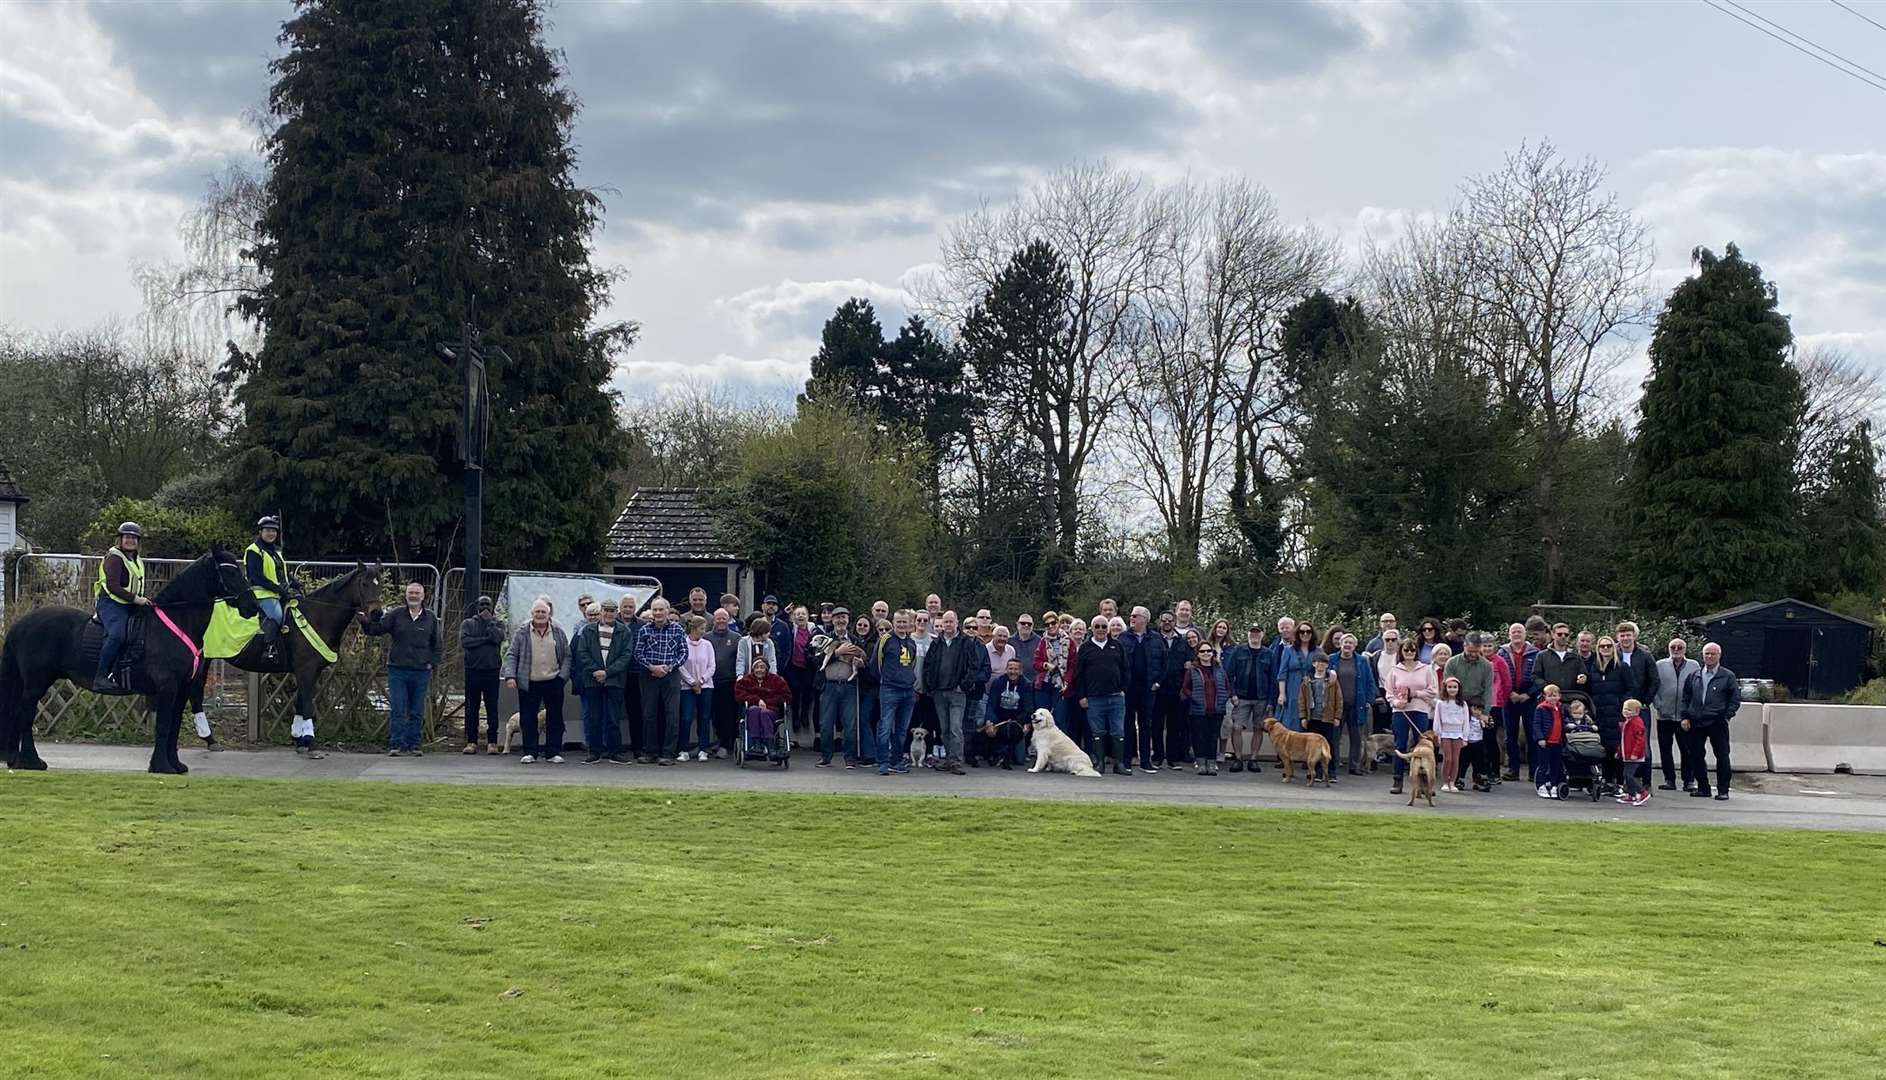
[433,567,662,727]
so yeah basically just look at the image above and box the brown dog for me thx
[1394,730,1440,807]
[1263,718,1333,786]
[1360,732,1396,772]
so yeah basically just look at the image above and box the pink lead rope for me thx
[151,604,204,681]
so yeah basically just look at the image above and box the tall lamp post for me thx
[442,324,493,596]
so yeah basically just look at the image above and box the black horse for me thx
[0,546,251,774]
[185,563,383,757]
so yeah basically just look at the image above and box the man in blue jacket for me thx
[1224,623,1274,773]
[1680,642,1739,800]
[872,609,920,777]
[1125,607,1167,774]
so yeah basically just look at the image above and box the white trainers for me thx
[519,754,537,764]
[548,754,565,764]
[696,750,709,762]
[1536,785,1551,799]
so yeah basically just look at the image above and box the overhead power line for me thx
[1829,0,1886,37]
[1702,0,1886,94]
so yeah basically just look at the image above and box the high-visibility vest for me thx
[94,547,145,601]
[244,540,287,599]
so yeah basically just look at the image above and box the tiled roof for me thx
[606,487,739,562]
[0,461,26,503]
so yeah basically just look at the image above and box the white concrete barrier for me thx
[1727,704,1771,774]
[1765,702,1886,775]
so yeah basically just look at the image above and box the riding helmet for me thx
[256,515,283,531]
[117,521,144,538]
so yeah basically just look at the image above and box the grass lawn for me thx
[1,774,1884,1079]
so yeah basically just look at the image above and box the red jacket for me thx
[734,672,791,711]
[1620,713,1648,762]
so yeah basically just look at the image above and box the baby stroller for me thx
[1562,724,1610,801]
[734,705,791,769]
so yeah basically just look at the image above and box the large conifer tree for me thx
[231,0,632,567]
[1624,244,1800,612]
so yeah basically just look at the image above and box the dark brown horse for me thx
[185,563,383,757]
[1,546,251,773]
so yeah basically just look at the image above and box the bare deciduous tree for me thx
[1796,343,1886,494]
[1123,177,1335,569]
[1438,141,1654,599]
[926,163,1160,588]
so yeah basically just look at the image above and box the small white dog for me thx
[1026,708,1100,778]
[908,726,930,770]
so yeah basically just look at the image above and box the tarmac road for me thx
[18,742,1886,833]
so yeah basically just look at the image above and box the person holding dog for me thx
[980,657,1032,768]
[1385,638,1437,796]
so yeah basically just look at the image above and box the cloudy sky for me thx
[3,0,1883,403]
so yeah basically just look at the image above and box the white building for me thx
[0,461,25,625]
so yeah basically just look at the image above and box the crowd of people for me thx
[449,590,1744,802]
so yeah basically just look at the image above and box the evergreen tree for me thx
[1624,244,1800,612]
[800,298,885,409]
[1800,420,1885,602]
[230,0,632,568]
[1286,292,1529,618]
[959,241,1087,600]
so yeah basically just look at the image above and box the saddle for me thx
[83,610,150,694]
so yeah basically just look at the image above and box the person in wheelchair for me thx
[93,521,151,691]
[245,515,296,659]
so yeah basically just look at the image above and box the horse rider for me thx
[246,515,296,658]
[94,521,151,692]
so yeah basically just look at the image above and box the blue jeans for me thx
[387,666,430,750]
[877,685,915,773]
[257,595,284,629]
[818,681,856,763]
[1500,702,1528,773]
[95,596,132,678]
[856,688,879,761]
[583,685,624,755]
[1087,691,1126,741]
[932,689,968,764]
[680,686,715,753]
[1392,710,1431,781]
[1536,743,1566,788]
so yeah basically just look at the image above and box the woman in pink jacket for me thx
[1385,638,1438,796]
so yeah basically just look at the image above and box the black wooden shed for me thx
[1691,597,1874,698]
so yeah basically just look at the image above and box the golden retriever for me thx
[1395,730,1441,807]
[1263,718,1332,786]
[1027,708,1100,778]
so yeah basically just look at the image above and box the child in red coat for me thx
[1618,697,1650,806]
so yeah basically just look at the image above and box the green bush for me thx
[85,497,245,558]
[1845,678,1886,705]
